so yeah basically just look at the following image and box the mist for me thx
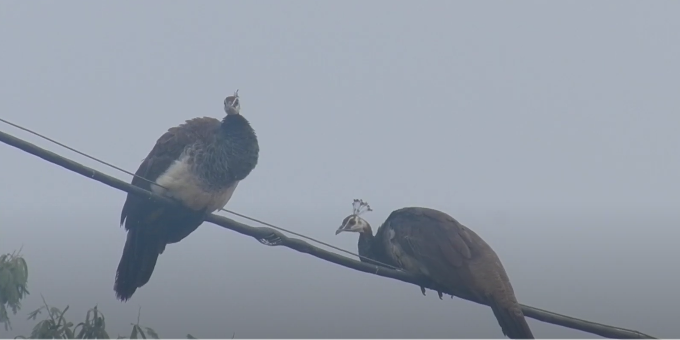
[1,1,679,338]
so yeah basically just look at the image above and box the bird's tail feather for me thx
[114,229,161,302]
[488,298,534,339]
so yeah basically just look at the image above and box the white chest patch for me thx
[150,157,239,212]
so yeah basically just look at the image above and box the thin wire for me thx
[0,118,141,184]
[0,117,399,270]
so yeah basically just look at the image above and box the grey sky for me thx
[1,0,679,338]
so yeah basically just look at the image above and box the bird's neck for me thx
[189,114,259,188]
[220,114,253,136]
[358,228,381,265]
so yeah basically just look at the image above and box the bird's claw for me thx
[258,233,282,246]
[419,287,443,299]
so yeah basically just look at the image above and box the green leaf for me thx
[130,324,138,339]
[64,326,75,339]
[137,325,147,339]
[144,327,160,339]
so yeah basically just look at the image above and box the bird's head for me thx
[335,199,373,235]
[223,90,241,115]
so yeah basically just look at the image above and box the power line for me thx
[0,117,398,270]
[0,126,656,339]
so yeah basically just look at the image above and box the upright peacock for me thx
[115,90,259,301]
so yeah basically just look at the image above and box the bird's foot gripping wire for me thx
[419,286,443,300]
[257,232,282,246]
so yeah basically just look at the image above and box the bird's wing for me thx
[120,117,221,229]
[388,207,475,270]
[387,208,533,338]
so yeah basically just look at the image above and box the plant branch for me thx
[0,129,656,339]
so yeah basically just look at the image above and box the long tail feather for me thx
[488,298,534,339]
[114,229,161,301]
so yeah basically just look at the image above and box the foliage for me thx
[1,250,202,339]
[14,297,168,339]
[0,249,30,331]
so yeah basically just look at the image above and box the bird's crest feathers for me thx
[352,199,372,216]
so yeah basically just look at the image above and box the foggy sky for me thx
[1,1,679,338]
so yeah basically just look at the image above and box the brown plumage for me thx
[115,93,259,301]
[336,200,534,339]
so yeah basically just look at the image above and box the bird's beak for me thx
[335,225,348,235]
